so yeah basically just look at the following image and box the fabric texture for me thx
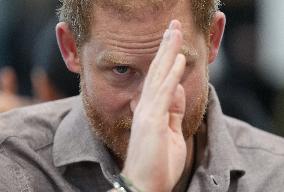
[0,86,283,192]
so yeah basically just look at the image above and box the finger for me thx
[169,84,185,133]
[142,30,183,103]
[145,20,183,86]
[157,53,186,112]
[150,20,181,70]
[156,20,182,61]
[154,20,182,64]
[154,29,183,83]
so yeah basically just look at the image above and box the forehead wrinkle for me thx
[94,29,198,56]
[96,45,199,66]
[107,47,160,56]
[94,28,165,42]
[105,40,162,52]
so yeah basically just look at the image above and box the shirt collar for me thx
[53,96,119,183]
[189,85,246,191]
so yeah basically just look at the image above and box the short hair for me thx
[58,0,220,48]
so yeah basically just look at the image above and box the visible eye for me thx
[113,66,130,75]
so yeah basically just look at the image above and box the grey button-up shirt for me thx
[0,86,284,192]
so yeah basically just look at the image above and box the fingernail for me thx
[163,29,170,40]
[169,20,175,29]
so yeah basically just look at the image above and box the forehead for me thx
[91,0,196,38]
[81,0,202,64]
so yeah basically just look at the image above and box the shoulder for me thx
[224,115,284,155]
[224,116,284,189]
[0,96,79,150]
[0,97,80,191]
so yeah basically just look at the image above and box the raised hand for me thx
[122,20,187,192]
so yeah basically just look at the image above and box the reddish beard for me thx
[182,86,208,139]
[80,77,208,162]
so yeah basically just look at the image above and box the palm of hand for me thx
[122,20,187,192]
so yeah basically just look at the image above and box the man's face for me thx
[80,0,209,160]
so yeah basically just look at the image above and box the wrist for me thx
[120,171,172,192]
[119,173,143,192]
[110,173,144,192]
[120,170,146,192]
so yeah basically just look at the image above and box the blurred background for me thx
[0,0,79,111]
[210,0,284,136]
[0,0,283,136]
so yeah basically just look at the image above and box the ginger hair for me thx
[58,0,221,48]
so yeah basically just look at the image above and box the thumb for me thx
[169,84,185,133]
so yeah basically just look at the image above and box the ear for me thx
[208,11,226,64]
[56,22,81,73]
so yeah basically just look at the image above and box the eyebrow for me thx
[181,45,199,64]
[97,52,132,65]
[97,45,199,66]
